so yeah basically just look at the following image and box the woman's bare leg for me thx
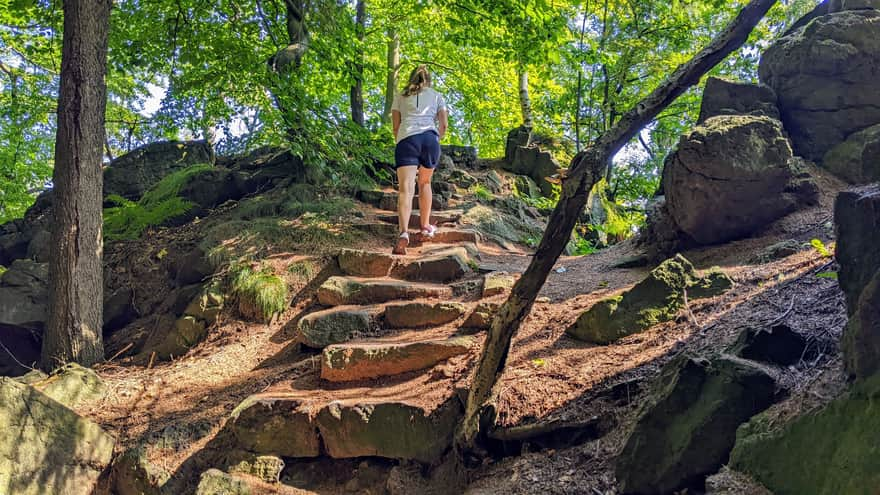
[418,166,435,230]
[397,166,418,234]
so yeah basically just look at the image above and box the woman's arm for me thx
[392,110,401,140]
[437,108,448,140]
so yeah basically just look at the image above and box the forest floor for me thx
[80,165,850,494]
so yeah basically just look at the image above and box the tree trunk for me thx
[455,0,779,460]
[518,68,534,128]
[41,0,112,370]
[382,28,400,125]
[349,0,366,126]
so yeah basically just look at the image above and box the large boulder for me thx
[822,123,880,183]
[829,0,880,12]
[440,145,478,169]
[104,140,214,200]
[663,115,818,245]
[616,356,779,495]
[0,259,48,329]
[835,185,880,379]
[759,10,880,161]
[503,146,560,197]
[567,255,732,344]
[225,146,318,193]
[0,377,115,495]
[698,76,779,123]
[730,373,880,495]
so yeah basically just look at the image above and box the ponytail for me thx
[402,64,431,97]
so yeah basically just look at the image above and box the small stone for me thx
[228,455,285,484]
[195,469,251,495]
[462,302,501,329]
[483,272,517,297]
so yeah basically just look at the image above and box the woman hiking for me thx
[390,64,449,255]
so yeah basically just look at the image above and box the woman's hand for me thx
[437,108,448,140]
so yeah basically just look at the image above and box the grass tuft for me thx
[230,264,289,322]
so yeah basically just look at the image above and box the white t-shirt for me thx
[391,87,447,144]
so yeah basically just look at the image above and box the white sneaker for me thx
[420,224,438,238]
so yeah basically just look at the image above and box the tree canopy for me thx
[0,0,819,223]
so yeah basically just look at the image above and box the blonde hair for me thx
[402,64,431,97]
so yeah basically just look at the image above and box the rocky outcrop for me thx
[822,123,880,183]
[440,145,478,169]
[759,9,880,161]
[663,115,818,245]
[0,377,115,495]
[0,260,48,375]
[834,185,880,379]
[616,356,779,495]
[729,373,880,495]
[500,126,559,197]
[104,140,215,200]
[698,77,779,123]
[567,255,732,344]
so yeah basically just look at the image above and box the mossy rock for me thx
[195,469,251,495]
[110,445,171,495]
[30,362,106,409]
[297,307,373,348]
[316,398,462,463]
[0,377,115,495]
[567,254,733,344]
[228,454,284,483]
[384,302,466,328]
[616,356,779,495]
[224,396,321,458]
[729,373,880,495]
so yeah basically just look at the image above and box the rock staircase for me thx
[215,191,515,470]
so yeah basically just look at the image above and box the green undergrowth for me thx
[469,184,494,202]
[103,164,213,241]
[0,265,6,278]
[231,184,356,222]
[287,259,319,282]
[230,263,289,322]
[203,216,364,269]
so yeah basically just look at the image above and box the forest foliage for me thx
[0,0,818,224]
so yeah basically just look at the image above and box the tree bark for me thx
[41,0,112,370]
[518,68,534,128]
[382,28,400,125]
[349,0,366,126]
[455,0,779,459]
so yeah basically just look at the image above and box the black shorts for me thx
[395,130,441,169]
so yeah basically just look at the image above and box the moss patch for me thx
[730,373,880,495]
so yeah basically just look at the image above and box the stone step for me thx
[297,306,381,348]
[389,247,472,283]
[321,336,474,382]
[351,222,398,237]
[221,394,462,463]
[377,211,462,229]
[337,249,397,277]
[384,301,467,328]
[317,277,452,306]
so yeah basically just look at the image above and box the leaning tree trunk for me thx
[382,28,400,125]
[41,0,112,370]
[518,68,534,128]
[455,0,779,460]
[349,0,366,126]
